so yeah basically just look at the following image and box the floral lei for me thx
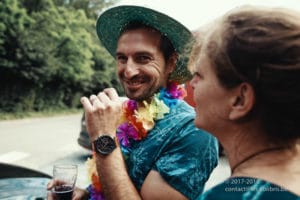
[86,82,187,200]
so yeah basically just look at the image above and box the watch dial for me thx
[96,135,116,155]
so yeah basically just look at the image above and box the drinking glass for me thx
[52,164,78,200]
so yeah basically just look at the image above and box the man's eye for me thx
[117,56,127,64]
[136,56,151,63]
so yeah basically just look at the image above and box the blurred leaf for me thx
[0,0,122,113]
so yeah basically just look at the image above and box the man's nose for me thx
[123,58,139,78]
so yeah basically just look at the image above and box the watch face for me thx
[94,135,116,155]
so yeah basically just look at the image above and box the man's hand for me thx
[80,88,123,142]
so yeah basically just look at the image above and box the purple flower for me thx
[117,122,139,147]
[90,192,105,200]
[167,82,185,99]
[87,185,105,200]
[125,99,138,111]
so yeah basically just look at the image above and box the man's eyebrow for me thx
[116,52,125,56]
[116,51,152,56]
[135,51,152,56]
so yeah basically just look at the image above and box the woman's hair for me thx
[194,6,300,142]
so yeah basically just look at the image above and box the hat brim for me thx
[96,5,193,83]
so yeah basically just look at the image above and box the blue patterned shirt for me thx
[125,100,218,199]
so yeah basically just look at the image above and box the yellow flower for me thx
[135,101,155,131]
[135,97,170,131]
[151,97,169,119]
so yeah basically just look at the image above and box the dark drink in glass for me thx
[53,185,74,200]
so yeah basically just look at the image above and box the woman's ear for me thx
[229,82,255,120]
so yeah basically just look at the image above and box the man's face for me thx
[116,28,174,101]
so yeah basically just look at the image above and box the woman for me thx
[189,5,300,199]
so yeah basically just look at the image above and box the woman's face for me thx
[189,53,232,134]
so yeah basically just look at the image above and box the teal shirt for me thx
[125,100,218,199]
[199,177,300,200]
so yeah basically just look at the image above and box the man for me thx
[49,5,218,200]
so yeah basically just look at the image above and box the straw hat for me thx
[96,5,193,83]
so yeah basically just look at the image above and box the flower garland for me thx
[86,82,187,200]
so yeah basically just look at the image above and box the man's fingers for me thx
[81,88,120,112]
[90,94,106,110]
[103,88,119,101]
[97,89,120,105]
[97,92,110,104]
[80,96,93,112]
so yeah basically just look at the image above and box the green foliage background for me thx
[0,0,123,115]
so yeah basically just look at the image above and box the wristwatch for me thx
[93,135,117,156]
